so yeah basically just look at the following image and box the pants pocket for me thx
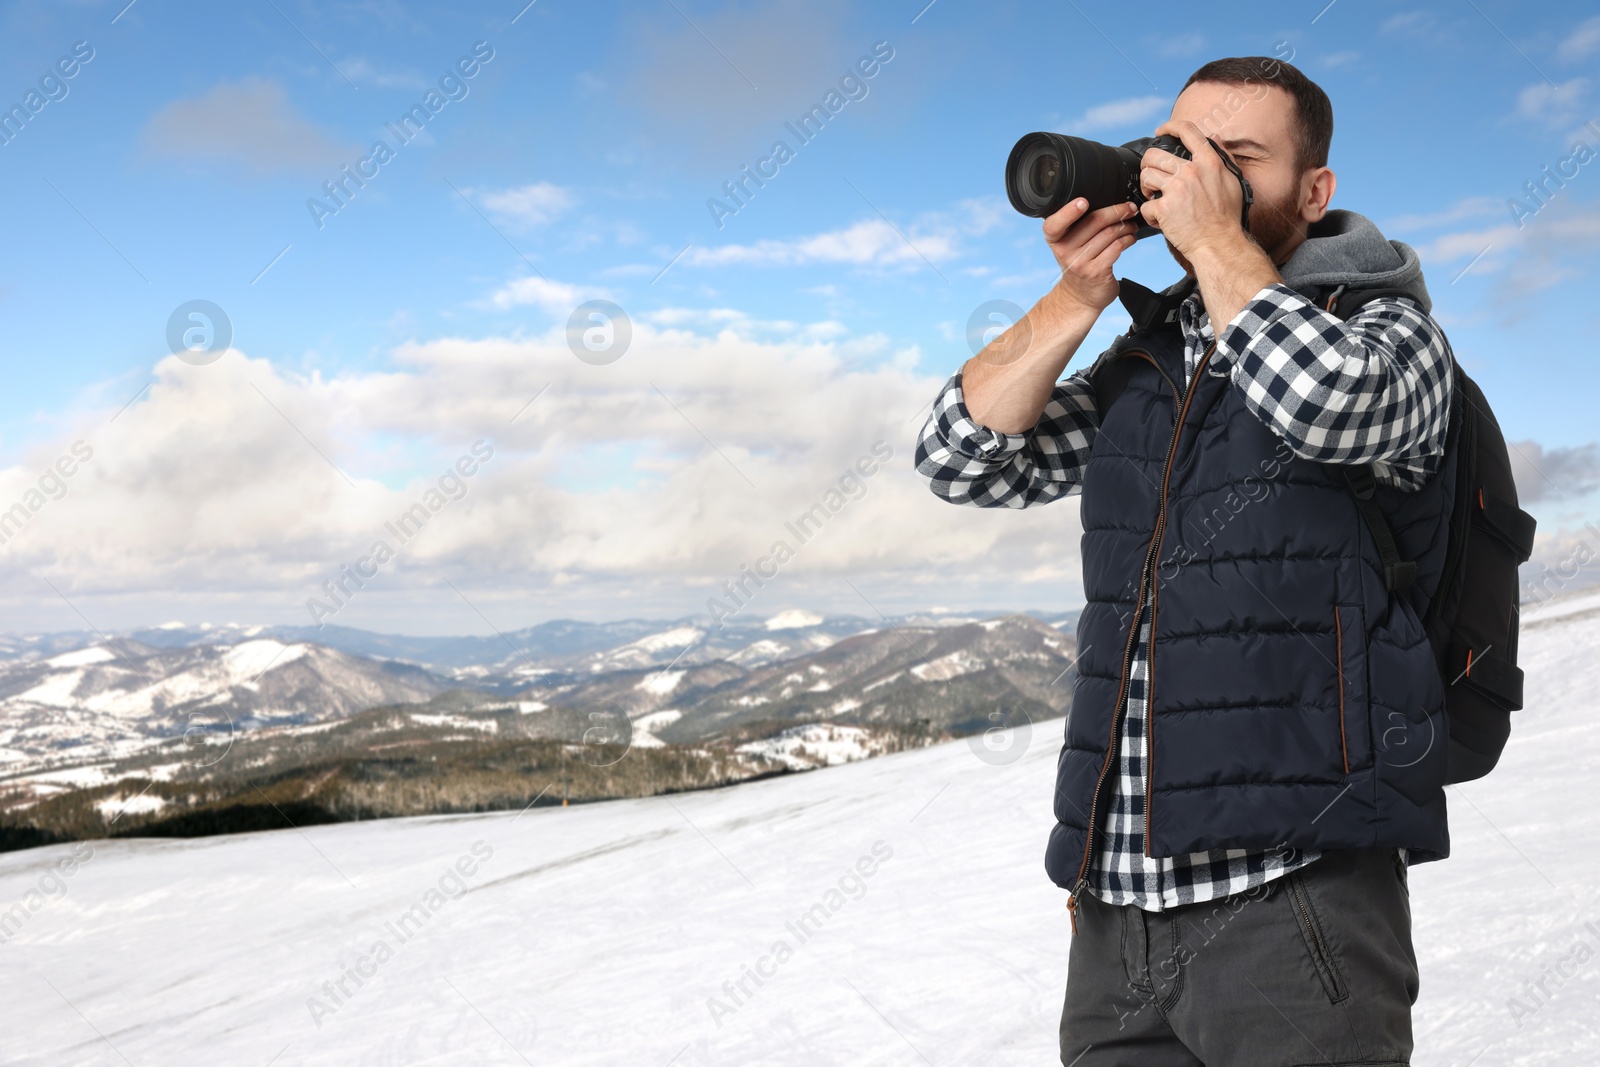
[1285,868,1349,1004]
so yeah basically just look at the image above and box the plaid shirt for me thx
[915,281,1454,910]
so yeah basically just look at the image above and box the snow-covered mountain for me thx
[0,638,451,771]
[0,611,1076,784]
[0,592,1595,1063]
[0,608,1080,675]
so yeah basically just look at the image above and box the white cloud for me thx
[1153,31,1206,59]
[1320,51,1361,68]
[683,198,1002,271]
[142,78,352,173]
[1380,11,1434,35]
[1382,196,1503,232]
[338,56,426,90]
[472,182,576,228]
[488,276,600,311]
[1510,440,1600,503]
[687,218,954,269]
[1556,15,1600,63]
[1412,200,1600,299]
[0,319,1086,625]
[1060,95,1167,135]
[1516,78,1589,129]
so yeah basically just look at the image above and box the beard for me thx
[1164,184,1305,275]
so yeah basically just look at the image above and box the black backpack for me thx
[1095,280,1536,784]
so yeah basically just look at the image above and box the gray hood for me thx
[1277,209,1431,313]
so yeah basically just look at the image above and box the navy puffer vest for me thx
[1044,277,1458,894]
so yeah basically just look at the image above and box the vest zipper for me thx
[1067,340,1215,922]
[1142,339,1215,856]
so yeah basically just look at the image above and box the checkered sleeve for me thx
[913,368,1098,508]
[1212,283,1454,492]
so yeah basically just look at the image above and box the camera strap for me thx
[1204,137,1254,233]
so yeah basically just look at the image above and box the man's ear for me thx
[1303,166,1336,222]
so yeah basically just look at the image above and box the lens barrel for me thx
[1003,132,1192,219]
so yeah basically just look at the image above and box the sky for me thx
[0,0,1597,636]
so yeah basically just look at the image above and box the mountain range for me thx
[0,608,1079,846]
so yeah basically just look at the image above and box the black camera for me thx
[1004,133,1189,232]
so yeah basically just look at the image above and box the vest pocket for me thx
[1334,604,1369,774]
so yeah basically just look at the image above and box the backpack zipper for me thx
[1068,340,1214,922]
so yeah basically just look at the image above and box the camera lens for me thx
[1030,152,1061,198]
[1004,132,1144,219]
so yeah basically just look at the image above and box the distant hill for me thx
[0,610,1077,850]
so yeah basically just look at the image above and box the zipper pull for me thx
[1067,880,1087,936]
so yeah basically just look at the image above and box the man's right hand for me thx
[1044,197,1143,314]
[960,198,1140,434]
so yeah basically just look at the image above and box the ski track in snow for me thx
[0,610,1597,1064]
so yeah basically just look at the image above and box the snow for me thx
[0,608,1597,1063]
[910,649,981,681]
[861,671,902,693]
[44,647,117,669]
[736,723,882,770]
[631,710,683,749]
[635,670,685,696]
[516,701,546,714]
[729,639,788,663]
[630,627,702,653]
[223,639,309,679]
[407,713,495,733]
[94,792,168,819]
[14,670,86,709]
[765,610,824,630]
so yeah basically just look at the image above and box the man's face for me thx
[1160,79,1323,273]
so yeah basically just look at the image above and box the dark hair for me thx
[1181,56,1333,173]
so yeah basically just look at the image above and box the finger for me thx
[1153,118,1210,163]
[1139,199,1159,228]
[1139,165,1171,199]
[1140,147,1183,175]
[1041,197,1092,242]
[1046,200,1136,244]
[1064,215,1139,272]
[1082,228,1139,275]
[1066,202,1141,248]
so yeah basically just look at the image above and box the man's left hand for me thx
[1138,119,1247,259]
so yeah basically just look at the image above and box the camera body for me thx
[1004,132,1189,235]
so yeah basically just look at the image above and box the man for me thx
[915,58,1456,1064]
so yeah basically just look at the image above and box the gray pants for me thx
[1059,848,1418,1066]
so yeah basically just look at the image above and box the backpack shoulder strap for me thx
[1317,284,1447,593]
[1343,465,1418,591]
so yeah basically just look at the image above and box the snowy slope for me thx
[0,600,1597,1064]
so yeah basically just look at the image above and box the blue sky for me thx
[0,0,1597,634]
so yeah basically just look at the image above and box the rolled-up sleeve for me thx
[913,368,1099,508]
[1212,283,1454,492]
